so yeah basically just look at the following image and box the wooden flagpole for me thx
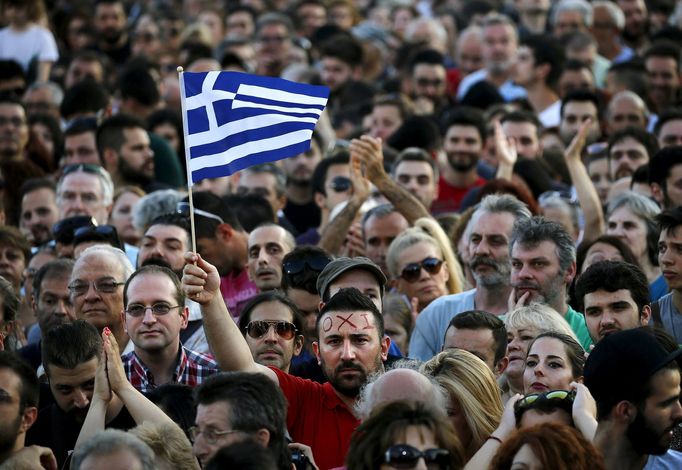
[177,66,197,254]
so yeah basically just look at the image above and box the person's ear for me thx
[495,356,509,377]
[120,309,127,333]
[312,341,321,365]
[215,223,234,243]
[565,261,577,285]
[380,334,390,361]
[650,183,665,206]
[614,400,637,424]
[180,306,189,329]
[314,192,326,210]
[19,406,37,433]
[253,428,271,448]
[641,305,652,326]
[293,334,304,357]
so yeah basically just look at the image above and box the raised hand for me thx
[94,330,113,403]
[182,252,221,305]
[350,135,386,183]
[565,118,592,162]
[102,328,128,394]
[494,121,518,168]
[349,153,371,203]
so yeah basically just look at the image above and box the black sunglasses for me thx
[62,163,107,177]
[245,320,298,340]
[400,257,443,283]
[329,176,352,193]
[283,254,332,275]
[53,216,97,244]
[384,444,451,469]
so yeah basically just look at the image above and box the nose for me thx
[532,361,545,377]
[341,339,356,361]
[672,401,682,422]
[73,389,90,408]
[258,248,269,265]
[263,325,278,343]
[600,311,614,326]
[143,307,157,324]
[83,282,101,300]
[192,438,208,463]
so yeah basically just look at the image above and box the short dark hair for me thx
[392,147,439,180]
[223,194,275,233]
[0,351,39,410]
[575,235,640,274]
[643,40,681,68]
[124,265,185,308]
[407,48,445,75]
[190,191,244,239]
[20,177,56,201]
[238,290,304,336]
[64,117,98,139]
[317,287,383,337]
[310,151,350,197]
[0,226,30,265]
[442,106,486,142]
[320,34,363,67]
[97,113,147,157]
[561,89,602,120]
[32,259,75,302]
[280,245,333,294]
[60,79,110,121]
[195,372,290,470]
[521,34,566,87]
[649,146,682,196]
[607,126,659,161]
[118,66,160,107]
[575,260,650,314]
[653,108,682,137]
[657,207,682,235]
[510,216,576,273]
[145,384,196,439]
[500,110,542,135]
[42,320,102,375]
[147,213,192,248]
[447,310,507,366]
[0,60,25,85]
[386,116,442,153]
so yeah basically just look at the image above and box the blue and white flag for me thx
[180,71,329,184]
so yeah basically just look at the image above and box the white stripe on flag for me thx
[237,84,328,106]
[189,128,313,173]
[186,112,318,148]
[231,99,323,116]
[184,90,236,110]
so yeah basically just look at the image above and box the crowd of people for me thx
[2,0,682,468]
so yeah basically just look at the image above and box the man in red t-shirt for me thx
[183,252,390,470]
[432,107,488,214]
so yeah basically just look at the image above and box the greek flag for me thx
[180,71,329,184]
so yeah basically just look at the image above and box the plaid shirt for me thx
[122,344,220,393]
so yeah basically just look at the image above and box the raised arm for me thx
[182,252,277,381]
[494,121,518,182]
[351,135,431,224]
[563,118,605,243]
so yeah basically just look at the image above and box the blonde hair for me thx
[129,422,200,470]
[421,350,503,458]
[386,218,464,295]
[505,303,578,343]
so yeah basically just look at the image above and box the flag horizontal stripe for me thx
[189,121,315,159]
[236,83,328,106]
[212,72,329,98]
[185,90,235,110]
[190,139,312,183]
[214,104,320,128]
[230,93,325,111]
[187,111,319,146]
[189,128,313,174]
[231,99,323,116]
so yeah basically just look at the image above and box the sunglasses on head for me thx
[384,444,451,470]
[283,254,332,275]
[245,320,298,340]
[400,257,443,283]
[176,202,225,224]
[329,176,352,193]
[514,389,576,414]
[62,163,107,177]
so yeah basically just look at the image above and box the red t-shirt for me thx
[271,367,359,470]
[431,175,486,214]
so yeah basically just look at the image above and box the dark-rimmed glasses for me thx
[400,257,443,283]
[384,444,451,469]
[245,320,297,340]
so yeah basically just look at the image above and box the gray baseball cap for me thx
[316,256,387,300]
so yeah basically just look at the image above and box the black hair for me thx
[448,310,507,366]
[238,290,304,337]
[20,177,56,200]
[280,245,333,294]
[575,235,640,274]
[560,89,602,120]
[607,126,659,162]
[0,351,39,410]
[42,320,101,375]
[0,60,25,85]
[310,151,350,197]
[59,79,110,121]
[145,383,196,439]
[222,194,275,233]
[317,287,384,337]
[386,116,442,153]
[657,207,682,236]
[521,34,566,87]
[407,48,445,75]
[575,260,650,314]
[96,113,147,157]
[643,40,681,67]
[654,108,682,137]
[205,440,278,470]
[320,34,363,67]
[148,212,191,245]
[442,106,486,142]
[32,258,74,302]
[189,191,244,239]
[500,110,542,136]
[118,66,160,107]
[649,146,682,204]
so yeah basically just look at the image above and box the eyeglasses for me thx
[245,320,298,340]
[126,303,181,317]
[384,444,450,469]
[400,257,443,283]
[514,389,576,413]
[328,176,352,193]
[176,202,225,224]
[282,254,332,275]
[53,216,97,244]
[188,426,242,445]
[68,278,125,296]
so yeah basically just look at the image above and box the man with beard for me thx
[183,248,389,470]
[19,179,59,247]
[510,216,593,350]
[607,127,658,182]
[25,320,135,468]
[432,107,488,214]
[456,14,527,103]
[411,194,531,360]
[247,224,295,292]
[559,89,602,146]
[586,328,682,469]
[0,352,44,467]
[282,132,323,235]
[137,213,209,355]
[97,114,155,191]
[650,147,682,210]
[644,41,681,117]
[121,265,219,392]
[92,0,131,67]
[575,260,651,344]
[616,0,649,51]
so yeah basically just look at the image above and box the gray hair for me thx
[243,163,287,198]
[256,12,294,37]
[538,194,581,235]
[552,0,593,28]
[404,18,448,50]
[607,90,650,120]
[361,203,398,234]
[76,245,135,280]
[482,13,518,42]
[478,193,532,220]
[592,1,625,30]
[57,166,114,207]
[25,81,64,106]
[607,190,661,222]
[70,429,155,470]
[510,216,576,273]
[132,189,186,232]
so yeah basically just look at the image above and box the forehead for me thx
[583,288,636,306]
[48,357,98,383]
[564,101,597,115]
[259,22,288,36]
[445,125,480,139]
[325,163,350,182]
[484,23,514,40]
[249,300,294,323]
[373,104,401,117]
[145,224,188,245]
[611,137,647,153]
[61,172,101,193]
[512,239,559,260]
[240,171,276,189]
[0,368,21,397]
[318,309,379,336]
[611,98,641,113]
[586,242,621,257]
[0,103,24,118]
[365,212,408,235]
[127,272,176,302]
[249,226,287,247]
[23,187,56,205]
[470,210,516,235]
[413,63,445,77]
[608,206,640,222]
[73,252,123,279]
[196,401,231,426]
[65,131,97,146]
[661,225,682,242]
[399,241,439,264]
[395,160,433,176]
[528,336,567,356]
[502,121,537,137]
[122,127,149,143]
[660,119,682,135]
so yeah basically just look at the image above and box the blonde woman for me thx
[387,219,463,313]
[421,349,504,460]
[503,303,579,401]
[130,422,200,470]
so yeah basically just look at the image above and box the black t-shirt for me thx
[283,199,321,235]
[26,396,135,469]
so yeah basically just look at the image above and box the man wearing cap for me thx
[182,252,391,470]
[586,328,682,469]
[575,260,651,344]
